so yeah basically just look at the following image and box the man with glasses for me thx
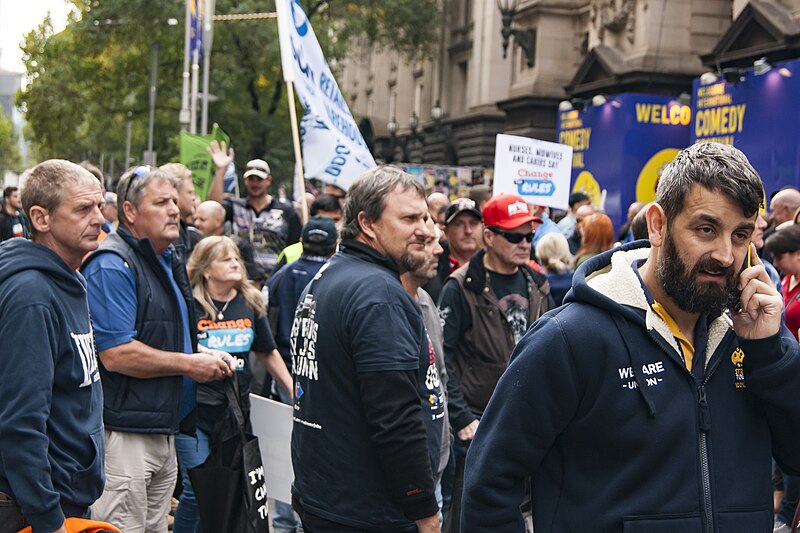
[207,142,302,284]
[82,166,235,532]
[439,193,552,447]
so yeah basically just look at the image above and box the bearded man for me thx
[462,142,800,533]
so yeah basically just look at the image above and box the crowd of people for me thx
[1,141,800,533]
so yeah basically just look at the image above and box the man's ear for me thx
[358,211,377,241]
[646,203,667,247]
[28,206,50,234]
[482,227,494,246]
[121,200,137,226]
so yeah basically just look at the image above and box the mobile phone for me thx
[732,242,752,313]
[746,242,752,269]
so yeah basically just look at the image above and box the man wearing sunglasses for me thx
[439,193,552,449]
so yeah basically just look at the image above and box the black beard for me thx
[657,231,740,317]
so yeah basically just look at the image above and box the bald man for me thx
[427,192,449,233]
[770,188,800,227]
[193,200,226,237]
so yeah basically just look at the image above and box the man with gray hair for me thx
[82,165,235,532]
[463,143,800,532]
[291,166,441,532]
[0,160,106,533]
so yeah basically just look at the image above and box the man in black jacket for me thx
[291,166,441,533]
[82,166,234,532]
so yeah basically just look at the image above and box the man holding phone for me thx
[463,142,800,533]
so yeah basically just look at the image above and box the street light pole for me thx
[125,112,132,168]
[145,43,159,165]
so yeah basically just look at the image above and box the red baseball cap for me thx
[482,194,542,229]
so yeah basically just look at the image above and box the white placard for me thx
[492,133,573,210]
[249,393,293,504]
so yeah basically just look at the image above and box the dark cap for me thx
[301,216,337,248]
[444,198,482,225]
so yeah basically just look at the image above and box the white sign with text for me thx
[493,134,573,210]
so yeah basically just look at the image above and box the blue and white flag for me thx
[189,0,204,58]
[276,0,376,191]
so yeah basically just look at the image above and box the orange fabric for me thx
[17,517,122,533]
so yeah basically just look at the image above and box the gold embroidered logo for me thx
[731,348,746,388]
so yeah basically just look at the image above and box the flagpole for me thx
[285,80,308,224]
[180,0,191,131]
[200,0,216,135]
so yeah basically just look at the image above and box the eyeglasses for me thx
[121,165,153,202]
[489,227,534,244]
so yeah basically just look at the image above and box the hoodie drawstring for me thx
[611,312,657,418]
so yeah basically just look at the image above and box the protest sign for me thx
[249,394,293,504]
[493,133,572,210]
[179,123,230,200]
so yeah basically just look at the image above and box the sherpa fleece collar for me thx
[585,246,732,368]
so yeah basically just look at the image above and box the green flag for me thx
[180,123,230,201]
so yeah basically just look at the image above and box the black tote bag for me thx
[189,377,270,533]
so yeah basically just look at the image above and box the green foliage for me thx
[17,0,441,185]
[0,104,22,174]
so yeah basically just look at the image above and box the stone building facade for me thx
[340,0,800,168]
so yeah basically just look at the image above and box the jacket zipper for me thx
[698,385,713,533]
[696,332,731,533]
[648,328,733,533]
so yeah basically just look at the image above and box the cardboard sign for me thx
[493,133,572,210]
[249,394,294,504]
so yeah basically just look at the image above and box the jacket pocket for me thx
[623,513,702,532]
[716,508,772,532]
[70,427,105,502]
[459,360,507,412]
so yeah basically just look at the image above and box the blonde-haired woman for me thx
[174,236,292,533]
[535,232,575,306]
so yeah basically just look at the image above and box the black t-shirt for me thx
[224,197,302,278]
[489,270,530,344]
[194,293,276,434]
[0,212,26,241]
[291,245,439,529]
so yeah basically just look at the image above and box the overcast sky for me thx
[0,0,70,73]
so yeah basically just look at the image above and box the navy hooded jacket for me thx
[0,239,104,532]
[462,241,800,533]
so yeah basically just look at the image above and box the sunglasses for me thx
[121,165,154,202]
[489,227,534,244]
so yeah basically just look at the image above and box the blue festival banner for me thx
[691,57,800,198]
[557,93,691,230]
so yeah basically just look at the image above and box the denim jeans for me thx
[0,497,27,533]
[274,385,301,532]
[173,429,211,533]
[778,473,800,527]
[0,494,90,533]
